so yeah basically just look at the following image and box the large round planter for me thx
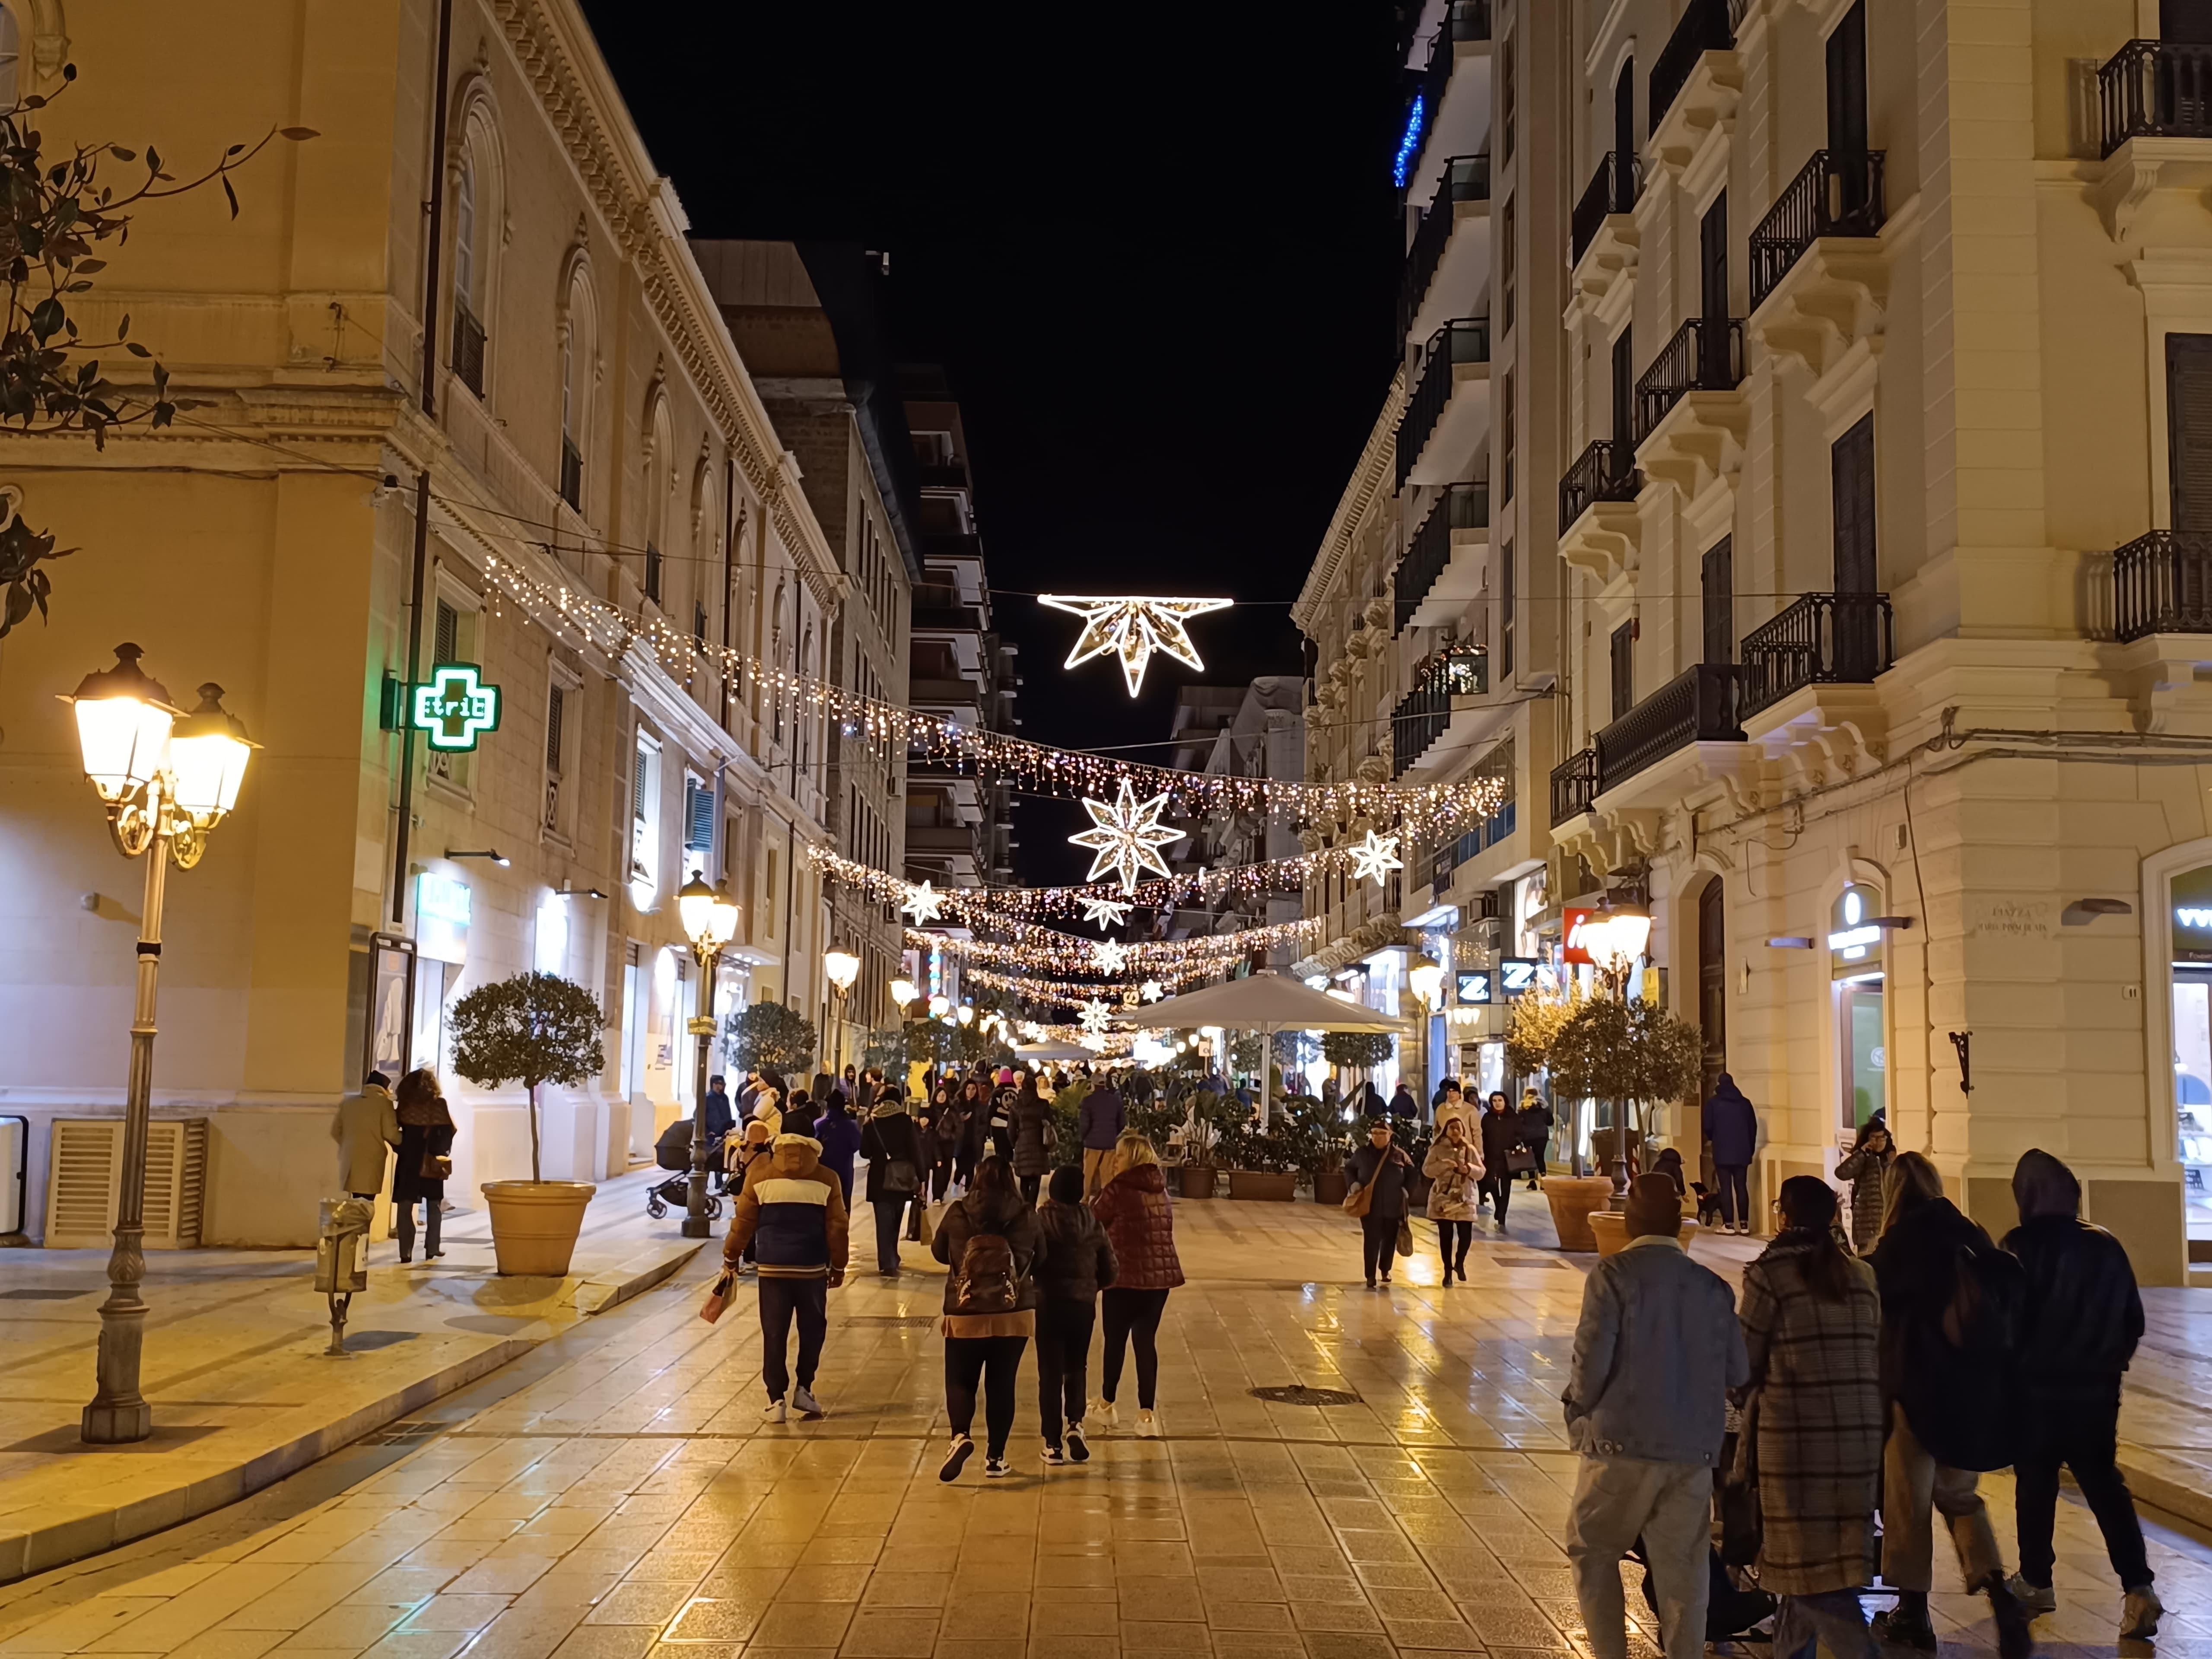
[1312,1168,1349,1207]
[480,1180,596,1276]
[1586,1209,1700,1258]
[1541,1175,1617,1252]
[1228,1169,1297,1202]
[1178,1164,1218,1201]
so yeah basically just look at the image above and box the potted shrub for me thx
[1175,1086,1243,1199]
[1285,1093,1351,1203]
[725,998,818,1075]
[1226,1122,1300,1201]
[1509,986,1612,1250]
[1322,1030,1393,1110]
[449,971,608,1276]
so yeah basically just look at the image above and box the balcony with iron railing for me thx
[1571,151,1642,265]
[1401,153,1493,340]
[1395,317,1492,489]
[452,304,486,399]
[1595,662,1743,793]
[1737,592,1895,720]
[2099,39,2212,156]
[1633,316,1745,445]
[1550,747,1597,826]
[2115,530,2212,641]
[1390,645,1488,779]
[1405,0,1495,170]
[1558,438,1642,534]
[1649,0,1735,136]
[1395,482,1491,633]
[559,435,583,511]
[1748,149,1888,310]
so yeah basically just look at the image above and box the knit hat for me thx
[1624,1173,1681,1239]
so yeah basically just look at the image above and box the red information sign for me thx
[1562,907,1596,965]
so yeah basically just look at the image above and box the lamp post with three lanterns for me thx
[676,873,739,1240]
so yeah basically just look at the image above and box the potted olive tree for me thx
[1322,1030,1394,1110]
[448,971,608,1276]
[1547,994,1704,1254]
[1509,986,1611,1251]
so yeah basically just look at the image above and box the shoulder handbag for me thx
[1506,1146,1538,1174]
[1342,1162,1375,1217]
[699,1268,737,1324]
[421,1147,453,1180]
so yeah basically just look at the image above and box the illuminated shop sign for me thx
[411,664,502,751]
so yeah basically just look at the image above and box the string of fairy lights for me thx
[907,925,1313,978]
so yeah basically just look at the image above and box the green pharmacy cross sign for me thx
[410,663,502,751]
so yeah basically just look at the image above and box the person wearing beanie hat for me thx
[722,1130,848,1423]
[1564,1174,1747,1659]
[1033,1163,1118,1464]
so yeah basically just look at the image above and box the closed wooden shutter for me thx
[2169,335,2212,533]
[1499,543,1515,679]
[433,601,458,664]
[545,686,565,774]
[1611,622,1635,720]
[1831,413,1877,591]
[1703,537,1734,664]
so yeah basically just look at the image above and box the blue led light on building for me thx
[1393,93,1427,189]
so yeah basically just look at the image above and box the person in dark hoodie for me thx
[1700,1073,1758,1234]
[1034,1164,1118,1465]
[1866,1152,2031,1659]
[722,1130,849,1423]
[1077,1077,1126,1197]
[930,1155,1045,1480]
[1477,1091,1523,1231]
[814,1096,861,1212]
[858,1093,924,1276]
[2001,1149,2158,1641]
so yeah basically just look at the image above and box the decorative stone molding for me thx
[1636,390,1750,500]
[1558,499,1643,589]
[1649,54,1742,182]
[1742,683,1887,792]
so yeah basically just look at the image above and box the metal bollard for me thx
[315,1197,374,1355]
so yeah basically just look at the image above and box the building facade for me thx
[1164,679,1310,976]
[0,0,843,1245]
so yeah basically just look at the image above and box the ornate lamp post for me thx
[823,947,859,1072]
[1407,954,1443,1107]
[64,645,256,1444]
[676,873,740,1240]
[1582,903,1653,1195]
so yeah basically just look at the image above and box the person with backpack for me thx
[1564,1175,1748,1659]
[1700,1074,1758,1234]
[930,1156,1045,1480]
[722,1131,849,1422]
[1867,1152,2032,1659]
[1736,1176,1884,1659]
[1011,1075,1055,1203]
[1089,1131,1184,1437]
[2002,1149,2158,1642]
[858,1093,924,1277]
[1035,1165,1117,1465]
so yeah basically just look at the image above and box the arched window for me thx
[448,99,501,403]
[558,262,596,513]
[0,7,24,113]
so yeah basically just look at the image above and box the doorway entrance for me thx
[2169,864,2212,1243]
[1830,883,1886,1133]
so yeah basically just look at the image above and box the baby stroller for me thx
[646,1119,722,1220]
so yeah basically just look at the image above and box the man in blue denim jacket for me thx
[1564,1174,1749,1659]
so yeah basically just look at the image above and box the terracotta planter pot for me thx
[1228,1169,1297,1202]
[1312,1168,1349,1206]
[1178,1164,1218,1201]
[480,1180,596,1276]
[1541,1174,1617,1252]
[1586,1209,1699,1258]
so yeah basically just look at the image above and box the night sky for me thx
[582,3,1410,883]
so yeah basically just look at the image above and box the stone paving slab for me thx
[0,1169,705,1584]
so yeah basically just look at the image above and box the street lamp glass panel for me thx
[677,876,739,950]
[956,1004,975,1026]
[74,694,173,803]
[167,689,254,823]
[890,977,918,1008]
[928,994,949,1018]
[823,949,860,992]
[1604,909,1652,964]
[1407,956,1444,1008]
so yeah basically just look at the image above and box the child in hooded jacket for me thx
[1034,1165,1118,1464]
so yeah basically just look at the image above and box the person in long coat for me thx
[1422,1115,1483,1286]
[1011,1078,1054,1201]
[391,1068,455,1264]
[1736,1175,1884,1659]
[1832,1116,1893,1254]
[1347,1121,1414,1290]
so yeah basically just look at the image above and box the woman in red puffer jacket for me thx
[1089,1130,1185,1438]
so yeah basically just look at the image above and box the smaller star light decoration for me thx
[1140,979,1165,1003]
[1094,939,1131,975]
[1070,780,1187,893]
[1347,829,1405,889]
[1079,892,1134,932]
[1078,999,1112,1035]
[900,880,947,925]
[1019,1019,1049,1042]
[1039,594,1234,697]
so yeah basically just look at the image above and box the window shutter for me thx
[1703,537,1734,664]
[545,687,565,774]
[685,775,715,854]
[1499,543,1515,679]
[633,741,649,823]
[1831,414,1876,591]
[2169,335,2212,533]
[434,601,458,664]
[1610,623,1635,720]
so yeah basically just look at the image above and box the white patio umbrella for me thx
[1125,972,1405,1127]
[1014,1039,1095,1062]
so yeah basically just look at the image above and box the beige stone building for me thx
[0,0,846,1245]
[1301,0,2212,1281]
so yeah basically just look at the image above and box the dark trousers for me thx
[1019,1172,1042,1204]
[929,1160,954,1202]
[2015,1385,2152,1590]
[1437,1219,1472,1272]
[945,1334,1027,1457]
[1100,1285,1170,1408]
[395,1195,441,1259]
[1526,1138,1549,1183]
[871,1195,909,1271]
[757,1276,827,1402]
[1715,1164,1750,1227]
[1360,1214,1398,1282]
[1036,1298,1096,1444]
[1479,1174,1513,1225]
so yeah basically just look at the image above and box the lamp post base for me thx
[83,1398,153,1444]
[680,1216,711,1239]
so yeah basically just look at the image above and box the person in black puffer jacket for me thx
[1034,1165,1117,1465]
[929,1157,1045,1480]
[2001,1149,2158,1640]
[1346,1121,1413,1290]
[1477,1091,1523,1230]
[858,1096,924,1277]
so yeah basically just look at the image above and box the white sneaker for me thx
[1092,1398,1118,1425]
[938,1435,974,1483]
[1041,1440,1067,1465]
[985,1455,1012,1478]
[761,1397,787,1423]
[791,1386,823,1418]
[1066,1421,1090,1462]
[1136,1410,1160,1438]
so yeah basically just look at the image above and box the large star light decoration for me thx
[1078,999,1112,1034]
[1079,892,1134,932]
[1094,939,1131,975]
[900,880,947,924]
[1346,830,1405,889]
[1040,594,1234,697]
[1068,780,1187,893]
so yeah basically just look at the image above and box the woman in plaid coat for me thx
[1736,1176,1884,1659]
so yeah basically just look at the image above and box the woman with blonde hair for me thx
[1089,1131,1182,1436]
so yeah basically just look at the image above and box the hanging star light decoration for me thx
[1140,979,1165,1002]
[1346,829,1405,888]
[1019,1019,1049,1042]
[1094,939,1131,975]
[1069,780,1187,893]
[900,880,947,925]
[1039,594,1234,697]
[1079,892,1134,932]
[1078,998,1112,1034]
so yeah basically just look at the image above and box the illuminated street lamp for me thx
[890,976,918,1019]
[1407,953,1444,1105]
[1580,900,1653,1195]
[64,645,256,1445]
[956,1004,975,1027]
[928,993,949,1020]
[823,946,860,1073]
[677,873,740,1240]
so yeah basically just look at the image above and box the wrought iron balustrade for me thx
[1571,151,1642,264]
[1550,748,1597,825]
[1632,316,1745,444]
[2114,530,2212,641]
[1394,317,1491,489]
[1649,0,1734,136]
[1748,149,1887,309]
[1736,592,1895,719]
[1395,483,1491,632]
[1594,662,1742,793]
[2099,39,2212,156]
[1558,438,1641,533]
